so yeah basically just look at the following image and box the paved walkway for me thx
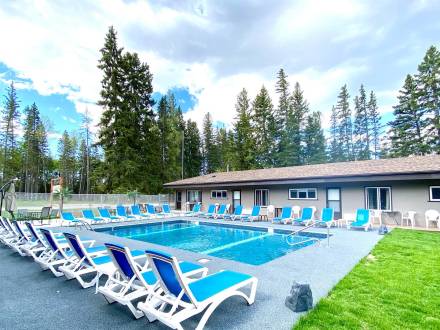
[0,218,384,329]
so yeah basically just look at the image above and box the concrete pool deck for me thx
[0,217,384,329]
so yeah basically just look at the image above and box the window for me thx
[210,190,227,199]
[187,190,202,203]
[289,188,317,200]
[430,186,440,201]
[255,189,269,206]
[365,187,391,211]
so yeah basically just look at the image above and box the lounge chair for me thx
[316,208,335,228]
[10,221,34,256]
[98,243,207,319]
[161,204,179,217]
[98,207,121,222]
[184,203,201,216]
[293,207,316,226]
[211,204,227,219]
[35,228,86,277]
[272,207,293,224]
[224,205,243,221]
[131,205,150,219]
[116,205,137,221]
[241,205,261,222]
[20,222,49,258]
[0,218,22,246]
[199,204,216,218]
[147,204,164,218]
[137,250,258,330]
[60,212,82,226]
[347,209,371,231]
[82,209,106,224]
[59,233,144,289]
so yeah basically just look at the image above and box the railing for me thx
[286,221,330,247]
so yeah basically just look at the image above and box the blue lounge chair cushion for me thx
[85,246,107,254]
[141,261,203,286]
[351,220,368,227]
[189,270,252,302]
[92,249,144,266]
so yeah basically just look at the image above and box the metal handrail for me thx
[286,220,331,247]
[79,220,94,231]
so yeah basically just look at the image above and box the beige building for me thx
[165,155,440,227]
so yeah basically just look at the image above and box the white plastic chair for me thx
[402,211,416,228]
[266,205,275,220]
[425,209,440,228]
[292,206,301,220]
[370,209,382,225]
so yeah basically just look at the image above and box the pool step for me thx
[201,232,273,255]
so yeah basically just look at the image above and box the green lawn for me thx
[294,229,440,330]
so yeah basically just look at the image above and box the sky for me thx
[0,0,439,155]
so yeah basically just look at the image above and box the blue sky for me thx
[0,0,439,155]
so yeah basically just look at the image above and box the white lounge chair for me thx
[224,205,243,221]
[137,250,258,330]
[59,232,144,289]
[272,206,293,224]
[293,207,316,226]
[241,205,261,222]
[347,209,371,231]
[98,243,207,319]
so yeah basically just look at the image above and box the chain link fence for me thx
[15,192,174,208]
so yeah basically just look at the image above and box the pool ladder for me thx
[78,220,95,231]
[285,221,330,247]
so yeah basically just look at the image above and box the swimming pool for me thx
[98,221,325,265]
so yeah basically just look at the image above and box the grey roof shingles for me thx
[164,154,440,187]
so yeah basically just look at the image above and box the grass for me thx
[294,229,440,330]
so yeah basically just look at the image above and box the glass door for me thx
[233,190,241,210]
[176,191,182,210]
[327,188,341,219]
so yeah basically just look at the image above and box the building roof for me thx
[164,155,440,188]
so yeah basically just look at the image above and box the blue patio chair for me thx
[347,209,371,231]
[317,208,335,228]
[137,249,258,330]
[241,205,261,222]
[131,204,150,219]
[293,207,316,226]
[61,212,81,226]
[116,205,136,221]
[200,204,216,218]
[224,205,243,221]
[98,207,121,222]
[98,243,207,319]
[211,204,227,219]
[272,206,293,224]
[82,209,106,224]
[147,204,164,218]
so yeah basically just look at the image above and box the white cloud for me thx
[0,0,436,138]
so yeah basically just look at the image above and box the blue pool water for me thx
[98,221,324,265]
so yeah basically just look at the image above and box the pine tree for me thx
[353,85,370,160]
[97,27,157,192]
[303,111,327,164]
[328,106,343,162]
[368,91,381,159]
[288,82,308,165]
[215,127,234,172]
[22,103,49,193]
[274,69,290,165]
[1,82,21,180]
[336,85,353,161]
[389,74,429,156]
[202,112,219,174]
[183,119,202,178]
[416,45,440,153]
[252,86,277,168]
[58,131,78,190]
[232,88,256,170]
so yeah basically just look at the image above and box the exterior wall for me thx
[176,178,440,227]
